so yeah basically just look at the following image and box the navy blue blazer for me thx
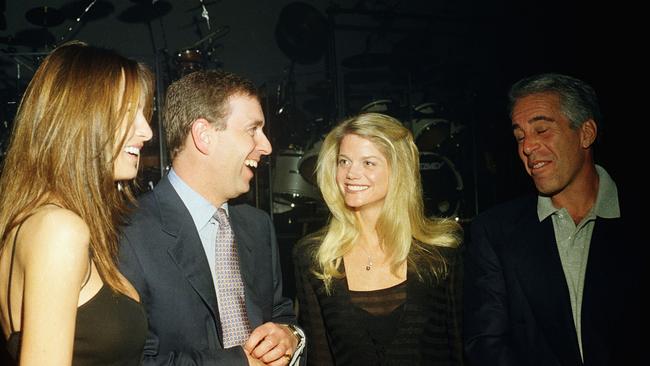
[463,195,644,366]
[119,176,296,365]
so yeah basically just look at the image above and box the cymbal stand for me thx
[57,0,99,45]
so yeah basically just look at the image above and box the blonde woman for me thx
[293,112,464,365]
[0,41,153,365]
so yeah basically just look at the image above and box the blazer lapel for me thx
[512,212,582,364]
[154,178,220,327]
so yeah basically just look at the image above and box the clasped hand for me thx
[243,322,298,366]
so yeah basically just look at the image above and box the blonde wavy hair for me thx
[310,112,462,292]
[0,41,154,294]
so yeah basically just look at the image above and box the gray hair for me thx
[508,73,602,132]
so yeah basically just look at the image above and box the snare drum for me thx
[273,149,321,204]
[419,152,463,218]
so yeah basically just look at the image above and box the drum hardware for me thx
[183,26,230,50]
[173,26,228,79]
[60,1,115,23]
[196,0,213,30]
[58,1,115,45]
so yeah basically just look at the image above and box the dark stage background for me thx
[0,1,640,362]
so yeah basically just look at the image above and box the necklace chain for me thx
[359,244,374,271]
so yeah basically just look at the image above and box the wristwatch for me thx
[285,323,303,345]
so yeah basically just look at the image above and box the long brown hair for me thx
[0,41,153,294]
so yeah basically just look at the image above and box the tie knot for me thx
[213,208,229,226]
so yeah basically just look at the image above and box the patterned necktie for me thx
[213,208,251,348]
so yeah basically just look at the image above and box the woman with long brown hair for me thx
[0,41,153,365]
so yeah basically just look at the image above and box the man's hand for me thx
[244,350,266,366]
[244,322,298,365]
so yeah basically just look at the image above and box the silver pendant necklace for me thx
[360,245,373,271]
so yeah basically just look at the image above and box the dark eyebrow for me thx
[512,116,555,130]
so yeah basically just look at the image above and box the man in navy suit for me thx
[463,73,642,365]
[119,70,304,365]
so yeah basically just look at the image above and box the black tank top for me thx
[4,219,148,365]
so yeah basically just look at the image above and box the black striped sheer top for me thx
[294,244,464,366]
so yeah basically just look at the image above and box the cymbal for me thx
[60,0,115,22]
[341,53,391,69]
[117,1,172,23]
[25,6,65,27]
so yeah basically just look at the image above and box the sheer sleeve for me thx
[293,245,334,366]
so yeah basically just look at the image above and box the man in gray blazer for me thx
[119,70,304,365]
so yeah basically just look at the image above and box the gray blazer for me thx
[119,176,296,365]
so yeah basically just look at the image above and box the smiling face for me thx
[113,103,153,181]
[209,93,271,202]
[511,92,595,198]
[335,134,390,215]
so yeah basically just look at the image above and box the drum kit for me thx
[270,96,466,219]
[0,0,223,169]
[174,26,229,79]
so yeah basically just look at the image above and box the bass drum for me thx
[360,99,401,119]
[411,102,451,151]
[273,149,321,206]
[419,152,463,218]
